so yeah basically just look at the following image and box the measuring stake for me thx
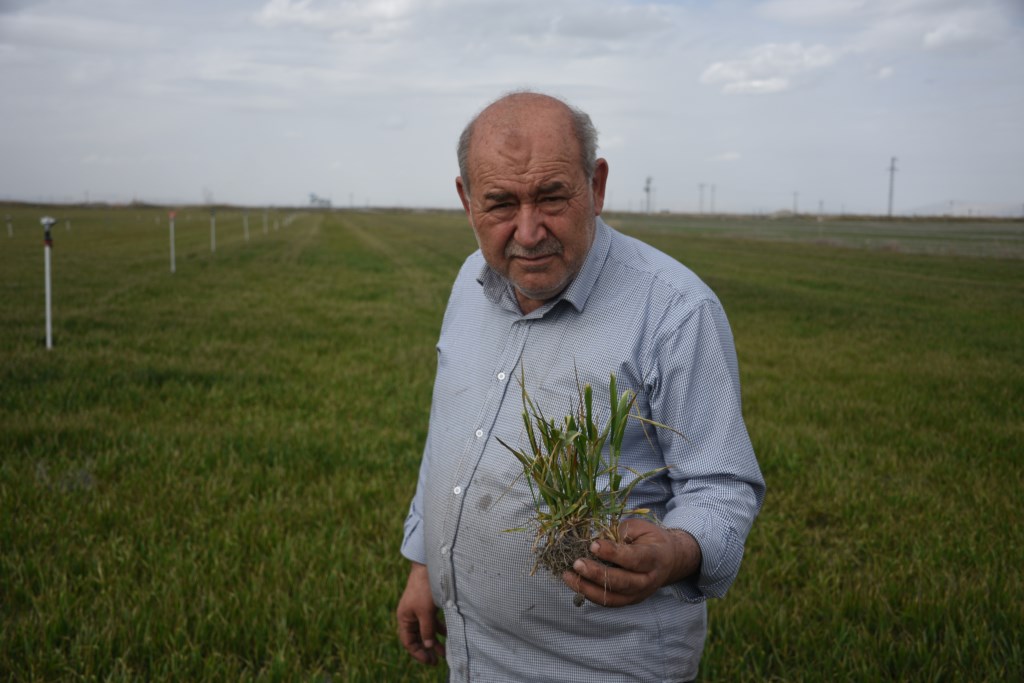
[41,216,56,349]
[169,210,177,273]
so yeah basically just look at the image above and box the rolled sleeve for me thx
[401,500,426,565]
[400,442,432,565]
[665,479,761,600]
[654,299,766,601]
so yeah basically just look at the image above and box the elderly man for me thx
[397,91,765,682]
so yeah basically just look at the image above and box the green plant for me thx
[497,371,675,583]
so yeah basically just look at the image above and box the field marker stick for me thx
[168,210,177,273]
[244,212,249,242]
[41,217,56,350]
[210,208,217,253]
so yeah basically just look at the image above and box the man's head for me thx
[455,91,609,313]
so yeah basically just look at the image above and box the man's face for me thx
[456,104,608,313]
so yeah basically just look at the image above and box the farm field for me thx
[1,205,1022,681]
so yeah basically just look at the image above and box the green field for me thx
[2,205,1022,681]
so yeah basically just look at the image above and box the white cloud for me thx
[857,1,1010,53]
[757,0,868,24]
[253,0,672,55]
[700,43,837,94]
[0,10,160,53]
[756,0,1016,55]
[922,17,987,50]
[255,0,415,39]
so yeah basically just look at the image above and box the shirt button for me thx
[440,545,449,556]
[497,372,506,381]
[453,486,462,495]
[445,600,454,609]
[475,429,483,438]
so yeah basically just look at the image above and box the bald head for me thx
[457,92,598,196]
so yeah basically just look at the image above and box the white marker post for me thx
[41,216,56,350]
[210,208,217,253]
[243,211,249,242]
[168,210,177,273]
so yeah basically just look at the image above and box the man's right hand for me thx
[396,562,446,665]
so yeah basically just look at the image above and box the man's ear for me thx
[591,159,609,215]
[456,176,472,217]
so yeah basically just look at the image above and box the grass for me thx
[1,206,1021,681]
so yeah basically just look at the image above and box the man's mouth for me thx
[505,238,563,260]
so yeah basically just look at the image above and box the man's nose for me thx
[513,203,546,248]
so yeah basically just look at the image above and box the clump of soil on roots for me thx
[535,527,612,607]
[537,529,597,577]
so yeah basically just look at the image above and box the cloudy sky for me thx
[2,0,1022,215]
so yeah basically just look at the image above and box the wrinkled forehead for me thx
[467,106,581,185]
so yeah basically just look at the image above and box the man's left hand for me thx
[562,518,702,607]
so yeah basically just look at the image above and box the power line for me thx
[887,157,898,218]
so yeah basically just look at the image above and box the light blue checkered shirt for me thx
[402,217,765,682]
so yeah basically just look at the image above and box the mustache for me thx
[505,237,564,259]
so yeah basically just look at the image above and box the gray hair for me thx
[457,92,599,194]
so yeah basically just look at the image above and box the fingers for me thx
[417,610,447,662]
[590,534,659,573]
[561,521,681,607]
[563,554,658,607]
[396,563,446,665]
[398,614,431,664]
[398,609,445,665]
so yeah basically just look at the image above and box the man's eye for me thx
[539,197,568,212]
[487,203,516,218]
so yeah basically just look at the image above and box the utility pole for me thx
[887,157,898,218]
[793,191,799,214]
[644,177,652,214]
[699,183,705,214]
[710,184,716,214]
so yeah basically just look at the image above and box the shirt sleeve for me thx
[651,297,766,601]
[400,255,479,566]
[400,439,430,565]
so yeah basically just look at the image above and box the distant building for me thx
[309,193,332,209]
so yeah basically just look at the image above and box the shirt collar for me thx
[476,216,612,316]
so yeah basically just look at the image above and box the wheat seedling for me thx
[497,370,680,598]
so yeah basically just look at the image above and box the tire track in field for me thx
[333,213,444,308]
[277,212,323,263]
